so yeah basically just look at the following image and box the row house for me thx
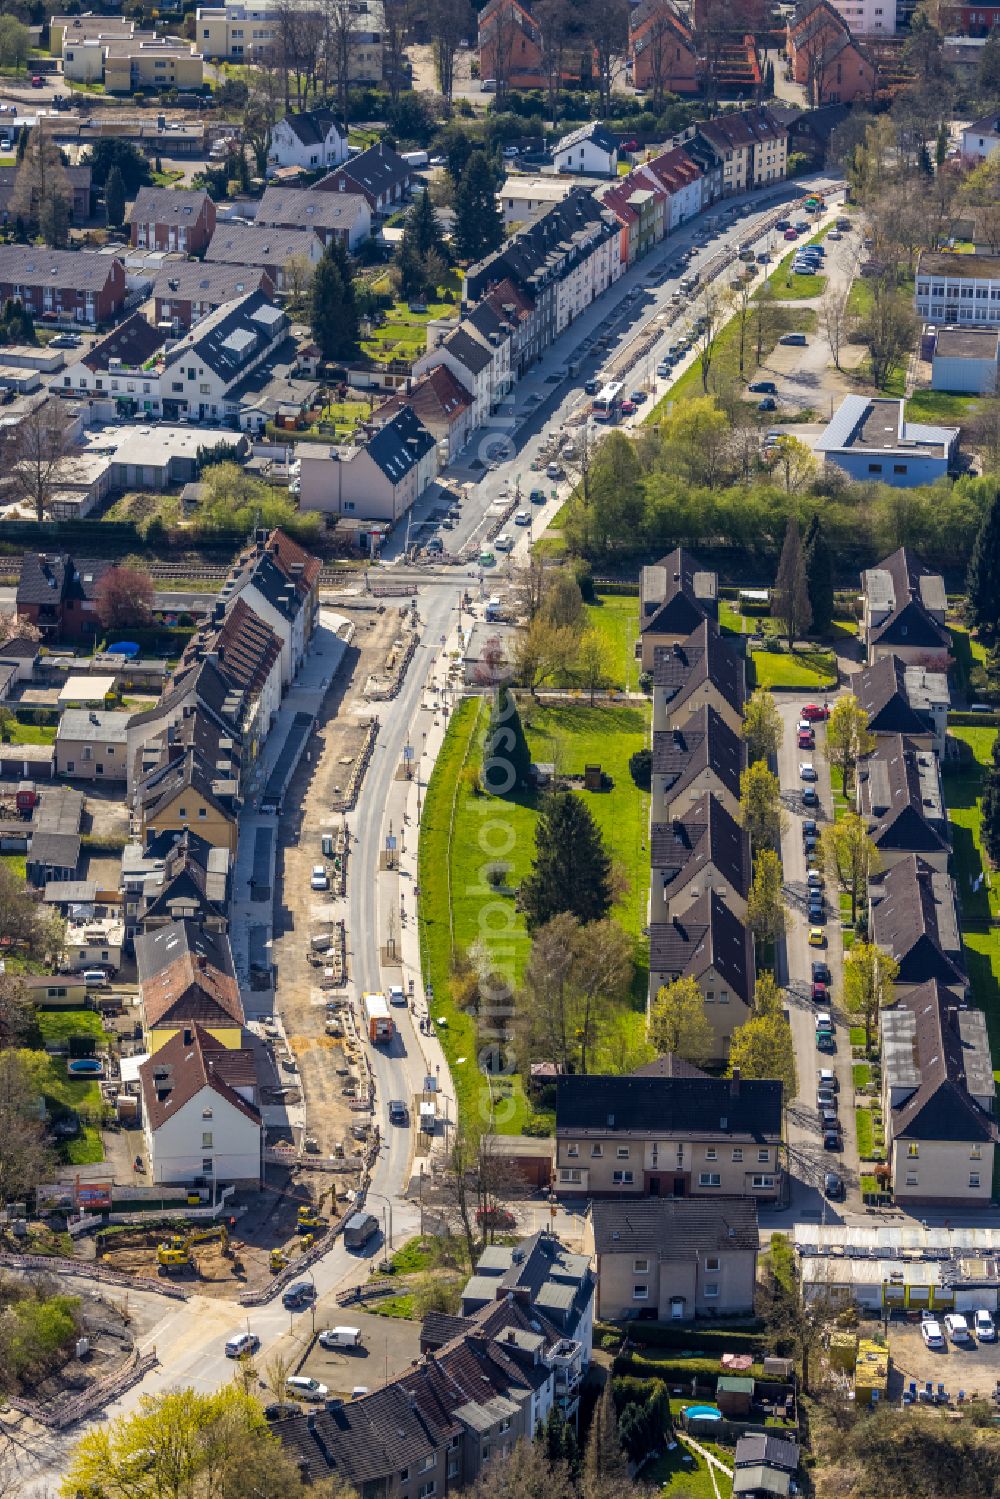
[0,246,125,326]
[640,546,719,669]
[478,0,546,89]
[555,1070,783,1201]
[628,0,700,94]
[136,919,243,1054]
[297,405,438,525]
[254,184,371,251]
[413,324,496,429]
[649,888,755,1060]
[372,365,475,465]
[122,826,228,945]
[852,653,949,756]
[314,142,413,216]
[277,1296,586,1490]
[857,733,950,873]
[650,791,751,926]
[16,551,111,641]
[693,108,789,197]
[652,703,746,824]
[645,146,704,230]
[870,855,965,1001]
[176,595,284,772]
[205,222,325,291]
[215,527,321,685]
[140,1021,261,1187]
[915,250,1000,330]
[129,186,216,255]
[0,164,91,226]
[152,261,275,332]
[598,172,667,265]
[652,619,746,738]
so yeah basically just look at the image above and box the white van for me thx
[494,534,513,552]
[287,1376,328,1403]
[83,969,110,989]
[318,1326,362,1350]
[225,1332,258,1358]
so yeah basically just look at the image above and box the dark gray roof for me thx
[169,290,288,384]
[871,855,965,989]
[652,620,745,717]
[443,324,493,375]
[853,654,935,737]
[316,141,412,200]
[206,222,323,268]
[589,1197,758,1256]
[883,979,996,1144]
[651,706,746,802]
[0,245,119,291]
[27,830,80,871]
[134,918,234,987]
[281,107,345,148]
[650,793,750,901]
[17,552,111,606]
[735,1435,800,1471]
[865,547,949,650]
[650,888,754,1004]
[556,122,618,157]
[82,310,169,373]
[129,186,212,225]
[556,1072,783,1139]
[859,734,948,854]
[153,260,273,306]
[366,404,436,483]
[256,185,368,233]
[641,546,717,639]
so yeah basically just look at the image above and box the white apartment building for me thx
[554,221,622,337]
[915,252,1000,328]
[195,0,382,79]
[828,0,895,31]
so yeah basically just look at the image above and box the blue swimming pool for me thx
[685,1406,722,1421]
[67,1058,104,1077]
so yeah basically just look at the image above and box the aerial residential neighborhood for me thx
[1,3,1000,1497]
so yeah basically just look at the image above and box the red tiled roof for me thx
[142,950,244,1028]
[267,529,321,595]
[140,1022,259,1132]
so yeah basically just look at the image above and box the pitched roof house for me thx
[140,1021,260,1187]
[857,733,950,870]
[255,185,371,250]
[640,547,718,669]
[296,404,438,524]
[870,855,966,998]
[649,889,755,1059]
[585,1197,759,1320]
[16,552,113,640]
[861,547,950,665]
[152,260,276,331]
[880,979,997,1204]
[628,0,699,95]
[852,653,950,755]
[651,792,751,923]
[652,704,747,823]
[373,364,474,461]
[205,222,325,289]
[652,620,746,736]
[267,107,348,171]
[129,186,216,254]
[135,919,243,1052]
[313,141,412,215]
[555,1070,783,1200]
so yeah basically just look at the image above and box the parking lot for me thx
[296,1307,423,1395]
[889,1316,1000,1400]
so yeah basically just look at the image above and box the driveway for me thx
[774,693,860,1217]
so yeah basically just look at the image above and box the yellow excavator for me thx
[270,1248,289,1274]
[296,1205,324,1234]
[157,1224,230,1272]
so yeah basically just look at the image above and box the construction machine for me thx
[156,1224,230,1272]
[270,1248,289,1274]
[296,1205,323,1234]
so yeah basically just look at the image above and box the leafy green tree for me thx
[85,137,151,194]
[104,165,126,229]
[648,974,715,1066]
[728,1008,797,1106]
[773,514,812,646]
[803,513,834,635]
[483,684,531,794]
[0,16,29,70]
[582,1378,628,1499]
[982,738,1000,867]
[967,487,1000,635]
[310,239,359,361]
[747,847,786,951]
[740,760,784,853]
[819,812,879,924]
[743,686,783,762]
[453,149,503,262]
[826,696,876,797]
[844,941,899,1053]
[518,792,612,931]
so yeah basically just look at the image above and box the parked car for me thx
[974,1309,997,1341]
[943,1313,973,1344]
[812,960,830,985]
[286,1377,328,1403]
[808,871,823,889]
[822,1130,841,1150]
[656,362,670,376]
[809,927,826,948]
[529,488,546,503]
[758,397,777,412]
[797,730,814,749]
[388,1099,408,1124]
[749,380,777,394]
[921,1317,946,1350]
[546,462,563,479]
[808,901,825,924]
[783,228,799,240]
[824,1171,844,1199]
[494,533,513,552]
[811,980,827,1003]
[802,786,819,807]
[319,1326,362,1350]
[779,332,807,346]
[801,702,829,721]
[310,865,329,891]
[817,1088,837,1110]
[630,389,647,404]
[282,1282,316,1310]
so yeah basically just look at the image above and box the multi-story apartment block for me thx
[915,250,1000,328]
[694,108,788,197]
[652,620,746,738]
[554,1071,783,1201]
[195,0,382,81]
[0,246,125,326]
[129,187,216,255]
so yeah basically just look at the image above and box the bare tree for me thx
[432,1129,528,1264]
[584,0,629,115]
[0,1050,53,1206]
[534,0,572,122]
[639,0,685,108]
[820,287,848,371]
[242,66,282,177]
[8,398,75,524]
[323,0,357,121]
[10,120,71,245]
[381,0,412,103]
[862,274,918,390]
[429,0,474,104]
[695,284,732,394]
[732,272,755,376]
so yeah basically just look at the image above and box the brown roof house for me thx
[857,734,950,871]
[136,918,245,1053]
[652,704,747,824]
[640,547,718,670]
[652,620,746,737]
[861,547,950,667]
[16,551,113,641]
[880,979,997,1205]
[651,792,751,924]
[140,1022,260,1188]
[649,889,755,1061]
[869,855,966,1001]
[373,364,474,463]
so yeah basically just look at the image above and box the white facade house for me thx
[553,219,622,335]
[296,405,437,524]
[414,325,494,429]
[140,1024,261,1188]
[498,174,576,227]
[915,252,1000,328]
[552,123,619,177]
[267,108,349,172]
[961,113,1000,164]
[931,326,999,395]
[827,0,895,31]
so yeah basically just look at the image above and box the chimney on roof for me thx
[213,601,225,625]
[948,1006,959,1031]
[730,1067,741,1097]
[183,1026,193,1045]
[198,954,208,971]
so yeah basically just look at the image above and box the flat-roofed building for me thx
[817,394,959,487]
[930,325,1000,394]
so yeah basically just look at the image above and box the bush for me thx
[629,747,651,790]
[599,1319,767,1354]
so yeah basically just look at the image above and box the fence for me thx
[0,1250,190,1299]
[3,1347,159,1431]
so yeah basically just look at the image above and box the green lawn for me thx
[949,624,988,694]
[0,852,26,880]
[582,593,640,692]
[2,721,56,745]
[360,271,463,364]
[16,1048,105,1162]
[418,697,651,1133]
[943,726,1000,1074]
[759,222,831,301]
[906,390,980,424]
[642,1441,733,1499]
[853,1063,871,1089]
[850,1026,868,1047]
[646,308,816,419]
[856,1107,874,1158]
[35,1010,109,1047]
[750,649,837,690]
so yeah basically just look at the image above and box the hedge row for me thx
[949,711,1000,728]
[599,1320,768,1354]
[614,1352,752,1383]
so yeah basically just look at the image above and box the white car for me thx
[388,985,406,1006]
[943,1313,972,1344]
[799,762,818,781]
[921,1317,946,1350]
[494,533,513,552]
[310,865,329,891]
[224,1331,258,1358]
[286,1376,328,1403]
[514,510,531,525]
[974,1309,997,1341]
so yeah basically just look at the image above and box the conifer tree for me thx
[519,792,612,931]
[803,513,834,635]
[967,489,1000,636]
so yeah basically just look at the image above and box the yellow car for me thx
[808,927,825,947]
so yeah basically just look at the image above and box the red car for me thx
[797,730,814,749]
[620,399,636,415]
[812,981,827,1003]
[30,75,43,87]
[801,703,829,721]
[783,228,798,240]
